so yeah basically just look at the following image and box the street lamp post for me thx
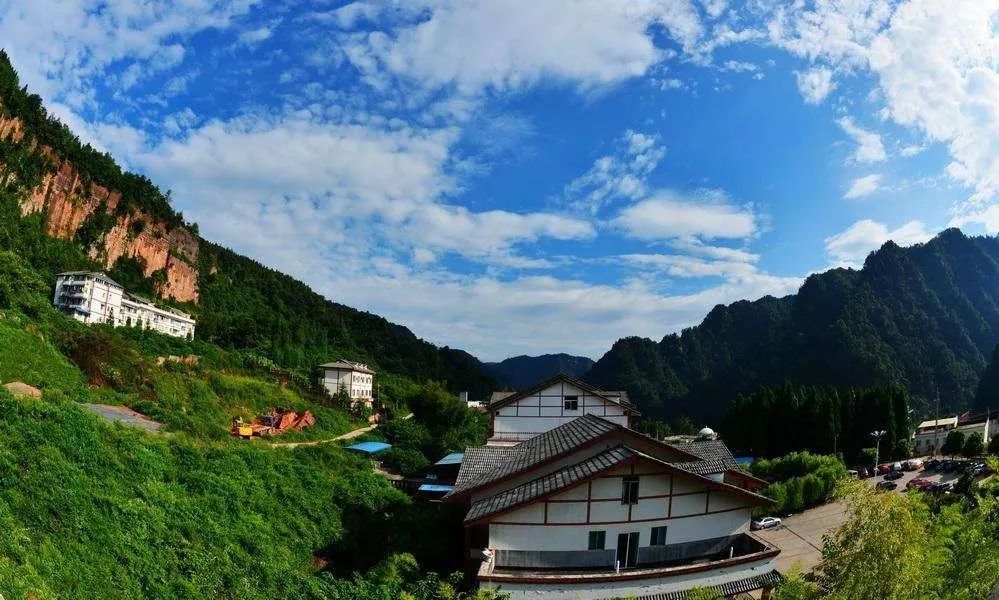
[871,429,887,468]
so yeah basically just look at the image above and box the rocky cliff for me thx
[0,113,199,302]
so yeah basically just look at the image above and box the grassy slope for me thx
[0,244,429,599]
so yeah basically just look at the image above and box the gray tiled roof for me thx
[466,446,633,522]
[620,570,784,600]
[670,458,733,476]
[452,414,619,495]
[454,446,517,490]
[486,374,640,415]
[675,439,739,470]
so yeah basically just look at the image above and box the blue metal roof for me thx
[346,441,392,454]
[418,483,454,493]
[435,452,464,466]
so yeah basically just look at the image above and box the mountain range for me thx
[584,229,999,423]
[483,353,594,389]
[3,50,999,427]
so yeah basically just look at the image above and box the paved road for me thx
[755,502,847,574]
[756,462,965,574]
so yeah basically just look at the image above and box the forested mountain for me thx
[483,353,594,389]
[0,51,495,399]
[585,229,999,424]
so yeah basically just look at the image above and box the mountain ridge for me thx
[583,229,999,424]
[483,353,594,389]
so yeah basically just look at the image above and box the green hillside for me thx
[585,230,999,423]
[0,49,495,401]
[0,51,502,599]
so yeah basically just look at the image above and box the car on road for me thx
[906,478,932,491]
[751,517,782,530]
[927,482,953,493]
[924,459,940,471]
[876,480,898,491]
[884,470,904,481]
[877,464,892,475]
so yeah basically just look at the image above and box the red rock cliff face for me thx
[0,114,200,303]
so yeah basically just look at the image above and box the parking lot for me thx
[754,501,847,574]
[755,459,976,574]
[862,460,965,494]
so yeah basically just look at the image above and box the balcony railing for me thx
[489,533,773,573]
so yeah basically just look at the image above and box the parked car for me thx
[904,459,923,471]
[941,460,958,473]
[847,469,859,478]
[877,464,892,475]
[876,480,898,491]
[892,462,903,472]
[906,478,932,491]
[884,470,904,481]
[928,482,953,493]
[751,517,782,530]
[924,459,940,471]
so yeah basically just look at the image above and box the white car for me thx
[751,517,782,530]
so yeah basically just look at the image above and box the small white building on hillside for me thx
[53,272,196,338]
[913,412,991,455]
[320,360,375,406]
[487,374,639,445]
[446,414,781,600]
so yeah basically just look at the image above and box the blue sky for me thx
[1,0,996,360]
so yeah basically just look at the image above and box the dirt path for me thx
[81,403,164,433]
[271,413,412,449]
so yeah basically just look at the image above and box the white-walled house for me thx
[913,412,992,455]
[319,360,375,406]
[53,272,196,338]
[487,374,639,444]
[446,414,780,600]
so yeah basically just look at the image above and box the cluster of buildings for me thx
[53,272,195,338]
[440,374,782,600]
[912,411,992,454]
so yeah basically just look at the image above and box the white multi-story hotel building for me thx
[446,413,781,599]
[53,272,196,339]
[319,360,375,406]
[487,374,639,445]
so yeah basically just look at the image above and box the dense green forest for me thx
[585,229,999,423]
[0,49,496,401]
[720,383,911,463]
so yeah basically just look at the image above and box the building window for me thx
[564,396,579,411]
[588,531,606,550]
[621,476,639,505]
[650,526,667,546]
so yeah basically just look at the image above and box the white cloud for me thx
[900,144,925,157]
[341,0,711,96]
[238,25,274,46]
[564,130,666,214]
[613,189,758,241]
[844,174,883,199]
[794,67,836,104]
[620,253,757,278]
[0,0,258,109]
[824,219,933,266]
[770,0,999,227]
[837,116,887,163]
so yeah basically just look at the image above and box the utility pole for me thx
[871,429,887,468]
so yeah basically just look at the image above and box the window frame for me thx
[564,396,579,411]
[587,530,606,550]
[621,476,640,505]
[650,525,667,546]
